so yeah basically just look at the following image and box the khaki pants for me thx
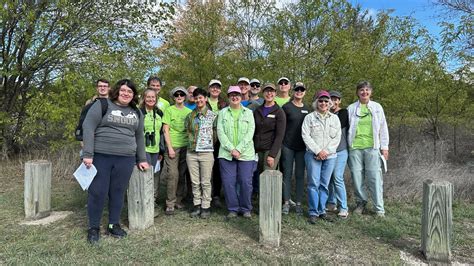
[186,151,214,209]
[165,147,188,208]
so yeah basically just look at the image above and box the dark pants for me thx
[211,142,222,198]
[281,145,306,203]
[219,158,254,213]
[87,153,135,228]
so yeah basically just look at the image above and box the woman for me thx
[253,83,286,194]
[302,90,341,224]
[82,79,149,244]
[217,86,255,218]
[326,90,349,219]
[347,81,389,217]
[275,77,291,106]
[281,82,310,215]
[139,89,163,200]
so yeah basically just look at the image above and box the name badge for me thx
[301,110,308,114]
[267,114,276,118]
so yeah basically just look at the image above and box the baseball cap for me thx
[237,77,250,84]
[262,83,276,92]
[208,79,222,87]
[250,78,260,85]
[316,90,330,99]
[277,77,290,84]
[227,86,242,94]
[294,82,305,90]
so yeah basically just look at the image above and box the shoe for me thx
[226,211,238,219]
[175,202,185,209]
[200,208,211,219]
[308,215,318,224]
[190,205,201,218]
[326,203,337,212]
[212,197,222,209]
[243,212,252,218]
[87,228,100,244]
[165,206,175,215]
[282,203,290,215]
[353,204,365,215]
[289,199,297,207]
[375,212,385,218]
[295,204,303,216]
[107,224,127,238]
[338,209,349,219]
[319,213,334,222]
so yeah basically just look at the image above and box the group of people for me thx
[80,76,389,244]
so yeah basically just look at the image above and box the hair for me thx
[147,76,162,87]
[139,88,157,109]
[110,79,139,108]
[356,81,372,91]
[193,87,208,98]
[96,78,109,86]
[311,89,333,111]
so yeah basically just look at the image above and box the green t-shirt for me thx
[157,97,170,112]
[275,96,290,107]
[163,105,192,148]
[352,104,374,149]
[144,109,163,154]
[209,98,218,112]
[230,107,242,147]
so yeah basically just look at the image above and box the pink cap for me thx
[316,90,330,99]
[227,86,242,94]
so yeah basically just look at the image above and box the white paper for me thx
[380,153,387,173]
[154,161,161,173]
[73,163,97,191]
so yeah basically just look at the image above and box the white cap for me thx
[237,77,250,84]
[208,79,222,87]
[277,77,290,84]
[250,78,260,84]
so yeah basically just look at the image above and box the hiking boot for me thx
[282,203,290,215]
[87,228,100,244]
[338,209,349,219]
[226,211,238,219]
[200,208,211,219]
[375,212,385,218]
[353,204,365,215]
[326,203,337,212]
[295,204,304,216]
[243,212,252,219]
[107,224,127,238]
[190,205,201,218]
[308,215,318,224]
[165,206,175,215]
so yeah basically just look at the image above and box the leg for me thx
[348,149,368,207]
[236,160,255,213]
[108,155,135,225]
[294,150,306,204]
[87,153,112,228]
[176,147,188,205]
[219,159,239,212]
[281,145,295,202]
[364,149,385,214]
[211,142,222,198]
[317,157,337,215]
[305,151,322,216]
[165,148,179,208]
[186,151,202,207]
[333,149,349,211]
[199,152,214,209]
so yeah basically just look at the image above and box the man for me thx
[247,78,264,111]
[237,77,251,107]
[275,77,291,106]
[185,85,197,110]
[147,76,170,111]
[85,79,110,105]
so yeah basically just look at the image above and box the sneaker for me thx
[243,212,252,218]
[165,206,175,215]
[87,228,100,244]
[319,213,334,222]
[212,197,222,209]
[308,215,318,224]
[338,209,349,219]
[175,202,185,209]
[289,199,297,207]
[375,212,385,218]
[190,205,201,218]
[295,204,303,216]
[226,211,238,219]
[353,204,365,215]
[282,203,290,215]
[107,224,127,238]
[200,208,211,219]
[326,203,337,212]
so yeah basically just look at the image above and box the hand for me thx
[158,155,163,161]
[266,156,275,168]
[137,162,149,171]
[168,148,176,159]
[231,149,240,159]
[317,150,328,160]
[83,158,93,169]
[381,149,389,160]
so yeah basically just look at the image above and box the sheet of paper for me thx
[380,153,387,173]
[154,161,161,173]
[73,163,97,191]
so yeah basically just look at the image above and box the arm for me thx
[235,109,255,154]
[135,110,148,164]
[301,114,322,155]
[82,101,103,160]
[163,124,175,159]
[217,109,234,153]
[326,116,341,155]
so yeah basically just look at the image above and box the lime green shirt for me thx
[144,109,162,154]
[275,96,290,107]
[157,97,170,112]
[351,104,374,149]
[162,105,192,148]
[209,98,218,112]
[230,108,242,147]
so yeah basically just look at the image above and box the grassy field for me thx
[1,157,473,264]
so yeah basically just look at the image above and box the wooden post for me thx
[421,179,453,262]
[24,160,51,220]
[259,170,282,247]
[128,166,154,230]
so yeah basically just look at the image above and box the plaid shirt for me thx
[185,106,217,152]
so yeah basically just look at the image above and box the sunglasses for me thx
[294,87,305,92]
[318,99,329,103]
[250,83,260,88]
[279,81,289,85]
[174,92,186,98]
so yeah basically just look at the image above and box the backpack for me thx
[74,98,108,141]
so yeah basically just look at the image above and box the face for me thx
[263,89,276,102]
[144,91,157,108]
[357,87,372,102]
[149,80,161,94]
[187,87,196,103]
[209,84,221,98]
[117,85,134,106]
[317,97,330,113]
[331,96,340,110]
[293,87,306,100]
[278,80,290,93]
[238,82,250,95]
[228,92,242,105]
[250,83,261,95]
[96,81,110,97]
[195,94,207,109]
[173,90,186,104]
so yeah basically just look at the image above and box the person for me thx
[139,89,163,200]
[326,90,350,219]
[280,82,310,215]
[185,85,197,110]
[185,88,218,218]
[217,86,255,218]
[208,79,227,112]
[147,76,170,111]
[85,79,111,105]
[249,78,264,106]
[275,77,291,106]
[347,81,389,217]
[237,77,251,107]
[302,90,341,224]
[82,79,149,244]
[162,87,192,215]
[252,83,286,196]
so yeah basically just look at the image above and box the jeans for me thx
[305,151,337,216]
[348,148,384,214]
[281,145,305,203]
[219,159,254,213]
[186,151,214,209]
[327,149,348,211]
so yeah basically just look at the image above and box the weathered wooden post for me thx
[128,166,154,230]
[421,179,453,262]
[259,170,282,247]
[24,160,51,220]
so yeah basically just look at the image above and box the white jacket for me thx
[301,111,341,157]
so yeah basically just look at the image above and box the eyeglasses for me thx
[228,93,241,98]
[250,83,260,88]
[294,87,305,92]
[279,81,289,85]
[318,99,329,103]
[356,110,370,118]
[174,92,186,98]
[97,85,109,88]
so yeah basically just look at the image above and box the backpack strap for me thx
[97,98,108,117]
